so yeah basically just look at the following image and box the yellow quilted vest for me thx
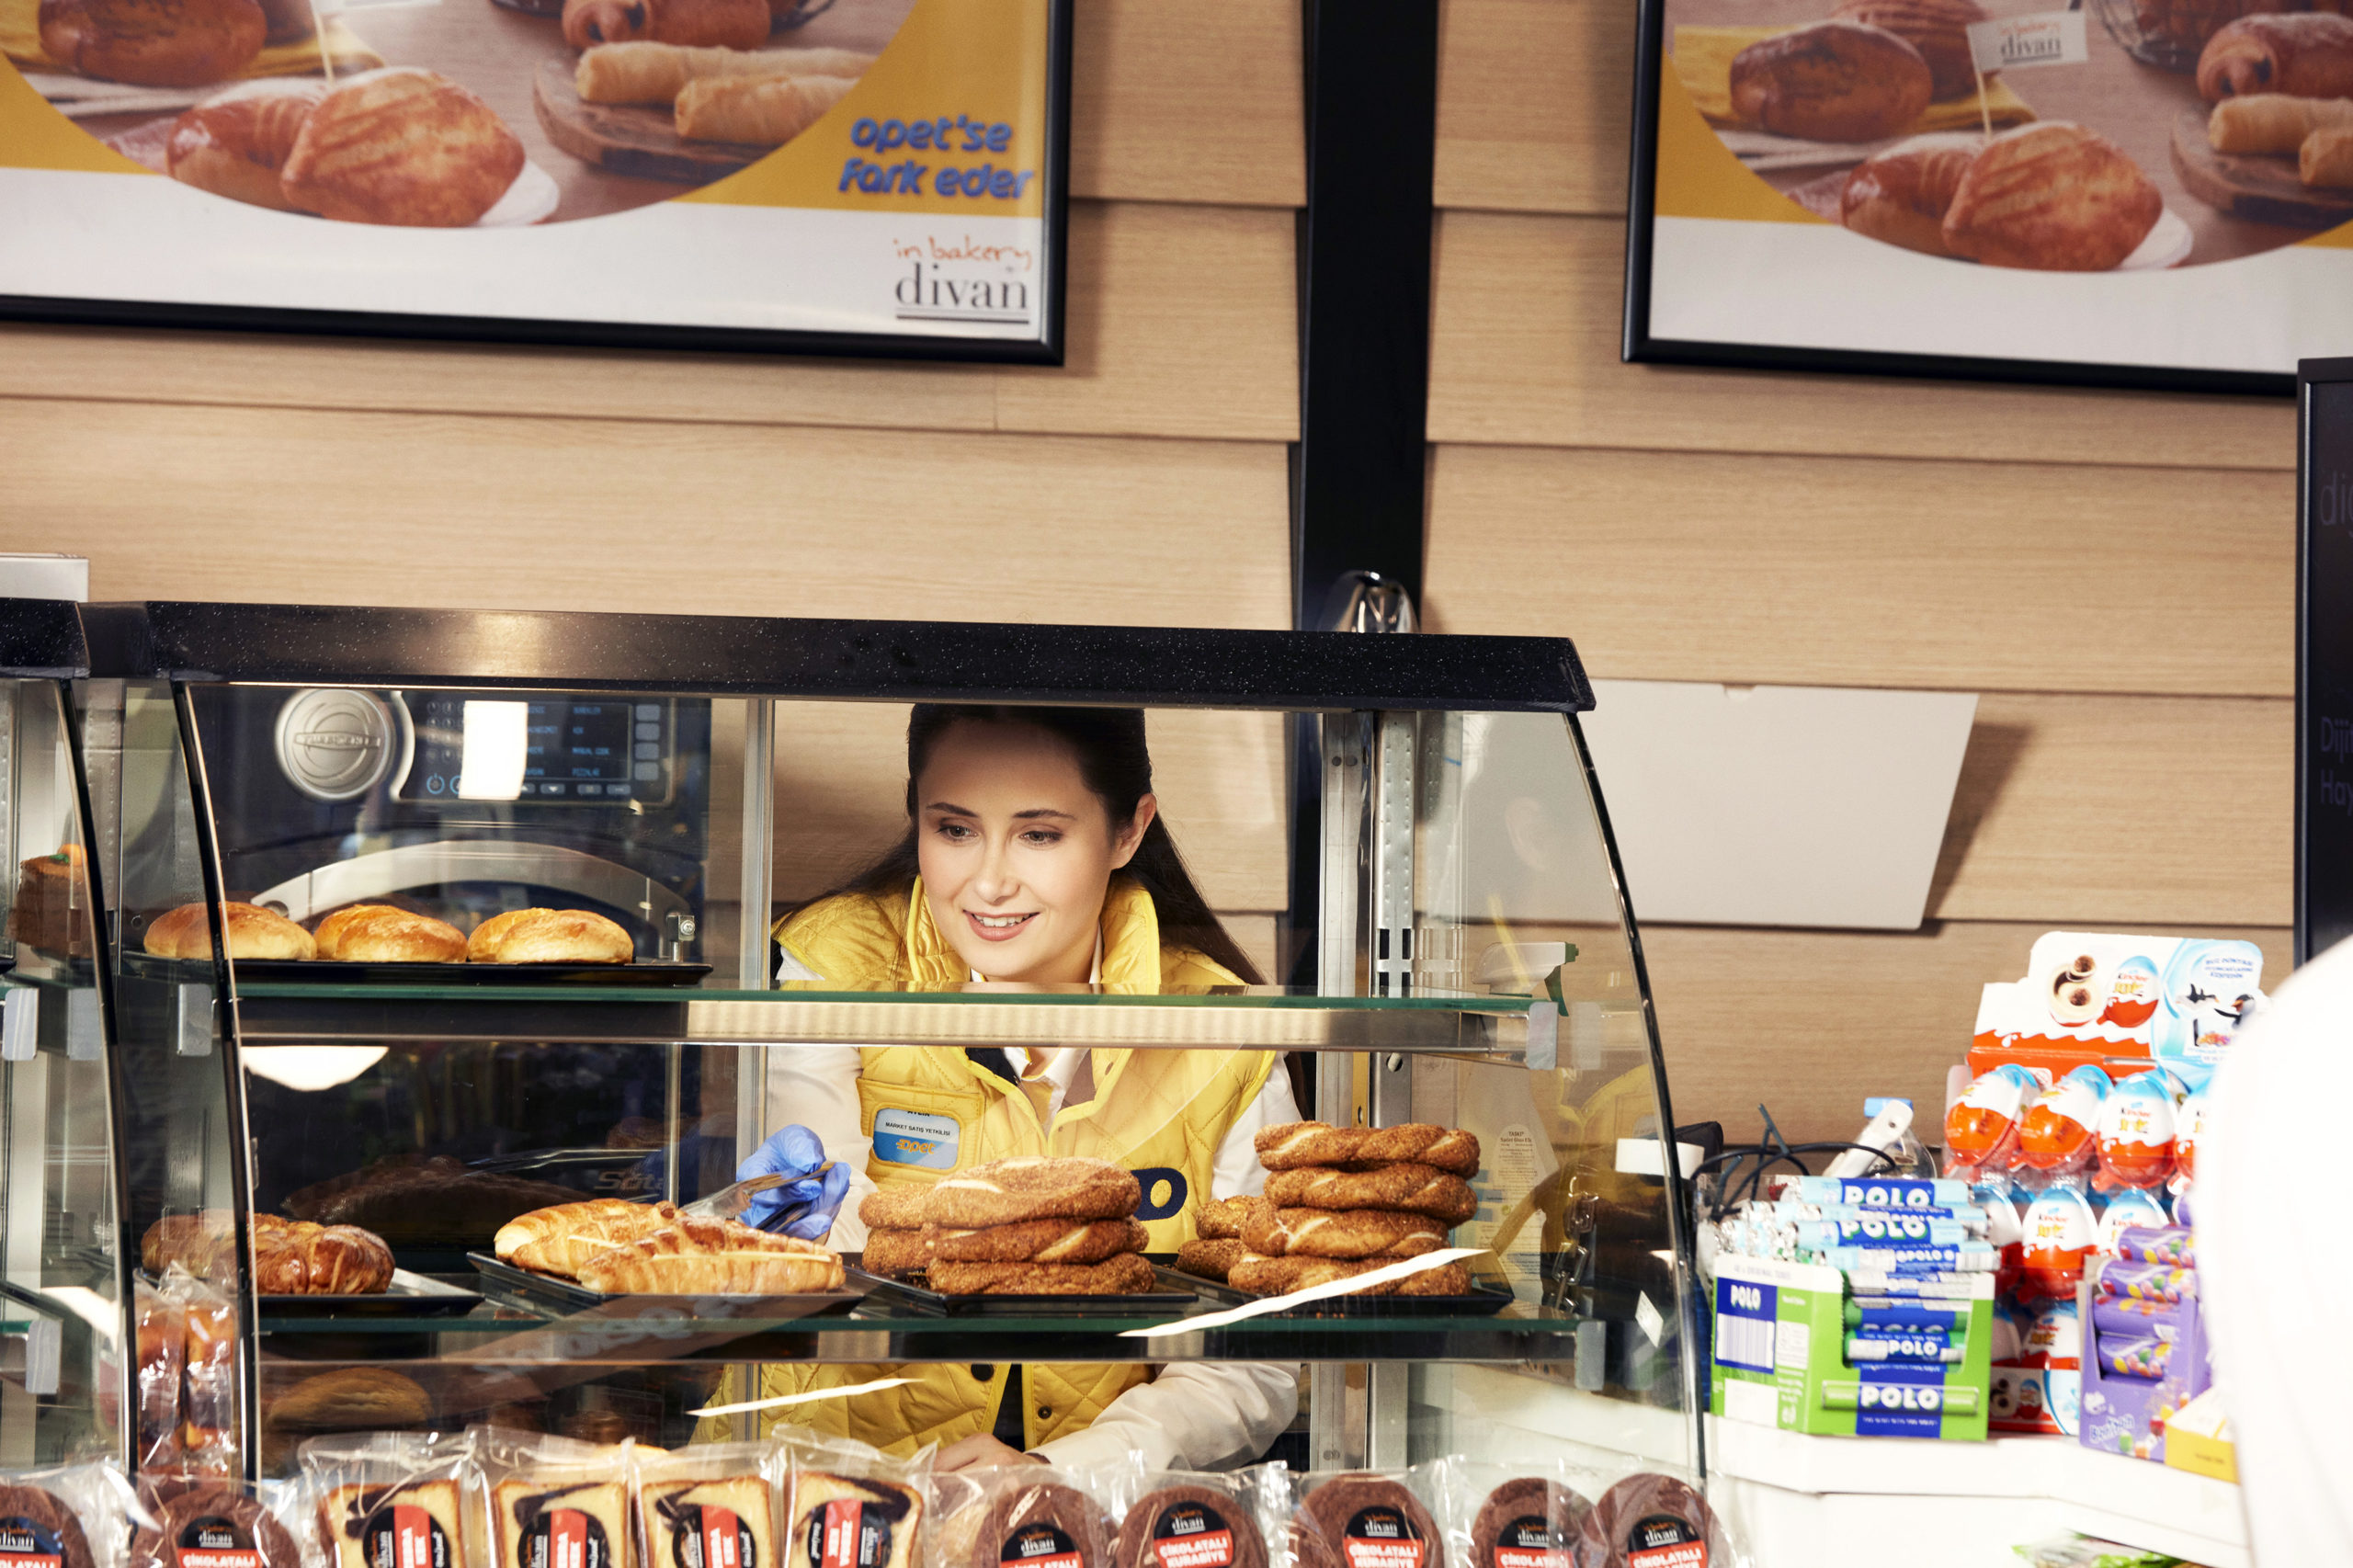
[704,876,1274,1455]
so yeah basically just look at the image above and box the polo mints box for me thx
[1710,1252,1994,1439]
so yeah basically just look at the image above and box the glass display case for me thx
[6,599,1700,1495]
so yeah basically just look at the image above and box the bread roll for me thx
[1831,0,1987,98]
[2304,123,2353,183]
[272,1368,432,1430]
[1840,132,1979,255]
[166,79,324,210]
[39,0,264,86]
[281,68,526,227]
[1941,121,2162,270]
[145,900,316,960]
[574,40,873,104]
[314,903,467,962]
[1730,21,1934,142]
[466,907,634,963]
[563,0,767,51]
[2199,13,2353,100]
[674,71,852,144]
[574,1220,846,1294]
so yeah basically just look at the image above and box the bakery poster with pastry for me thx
[1625,0,2353,390]
[0,0,1070,358]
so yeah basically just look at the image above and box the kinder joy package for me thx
[1969,933,2265,1093]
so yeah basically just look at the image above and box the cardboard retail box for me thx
[1711,1253,1994,1440]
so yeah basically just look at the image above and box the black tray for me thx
[1176,1267,1519,1317]
[259,1269,482,1319]
[468,1251,867,1317]
[844,1259,1201,1317]
[122,951,709,986]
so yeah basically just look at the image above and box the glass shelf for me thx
[231,983,1551,1057]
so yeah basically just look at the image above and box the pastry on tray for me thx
[168,80,328,211]
[468,907,634,964]
[925,1253,1157,1295]
[1174,1236,1245,1283]
[925,1216,1150,1265]
[281,69,526,227]
[1831,0,1987,98]
[494,1199,682,1278]
[674,73,854,145]
[1239,1207,1449,1261]
[563,0,766,51]
[1227,1253,1471,1297]
[926,1156,1142,1230]
[314,903,468,962]
[2208,92,2353,153]
[1262,1163,1477,1221]
[2199,12,2353,100]
[574,40,874,104]
[142,1210,395,1294]
[1728,20,1933,142]
[39,0,264,86]
[1940,121,2161,269]
[1839,133,1979,256]
[573,1215,845,1294]
[1253,1122,1479,1176]
[145,900,315,960]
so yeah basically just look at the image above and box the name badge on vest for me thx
[872,1107,961,1169]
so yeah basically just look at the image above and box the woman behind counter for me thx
[718,703,1302,1472]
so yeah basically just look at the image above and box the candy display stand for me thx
[2077,1256,2212,1464]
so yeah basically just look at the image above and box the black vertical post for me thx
[1281,0,1441,984]
[2299,358,2353,965]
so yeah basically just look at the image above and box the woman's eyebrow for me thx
[923,800,978,816]
[1013,808,1076,821]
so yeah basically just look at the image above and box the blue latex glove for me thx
[736,1124,850,1239]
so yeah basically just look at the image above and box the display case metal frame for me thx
[24,599,1697,1483]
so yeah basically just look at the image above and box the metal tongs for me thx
[676,1163,836,1232]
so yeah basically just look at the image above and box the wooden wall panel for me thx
[0,201,1297,445]
[1423,442,2293,697]
[769,701,1287,913]
[1427,210,2298,469]
[0,401,1291,627]
[1437,0,1626,216]
[1643,920,2290,1150]
[1070,0,1304,209]
[1932,693,2290,927]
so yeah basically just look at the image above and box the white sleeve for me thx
[1031,1361,1300,1472]
[759,1045,875,1249]
[1035,1055,1306,1471]
[1211,1054,1302,1200]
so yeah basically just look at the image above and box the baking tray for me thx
[844,1260,1201,1317]
[260,1269,482,1319]
[468,1251,868,1317]
[1176,1267,1518,1317]
[121,951,709,986]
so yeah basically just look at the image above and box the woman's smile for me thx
[965,909,1037,941]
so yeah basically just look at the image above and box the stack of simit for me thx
[1230,1121,1482,1296]
[859,1154,1156,1293]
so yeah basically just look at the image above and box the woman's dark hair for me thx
[817,704,1264,984]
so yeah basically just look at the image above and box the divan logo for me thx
[892,233,1037,326]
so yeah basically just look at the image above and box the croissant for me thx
[252,1221,394,1293]
[563,0,767,51]
[674,71,851,143]
[1840,132,1978,255]
[574,40,873,104]
[493,1199,677,1278]
[166,79,324,210]
[2199,13,2353,100]
[2208,90,2353,150]
[574,1216,844,1294]
[2304,124,2353,184]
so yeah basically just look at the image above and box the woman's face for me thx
[915,720,1155,984]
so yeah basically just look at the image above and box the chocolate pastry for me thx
[1114,1485,1267,1568]
[129,1484,301,1568]
[1468,1480,1591,1568]
[858,1185,932,1232]
[318,1479,465,1568]
[1192,1196,1267,1241]
[860,1227,930,1276]
[2199,11,2353,99]
[642,1477,774,1568]
[1940,122,2160,271]
[1576,1477,1728,1568]
[926,1156,1141,1229]
[0,1484,96,1568]
[1240,1208,1449,1260]
[979,1482,1107,1568]
[1729,21,1933,142]
[1228,1255,1471,1298]
[1263,1165,1477,1222]
[1300,1477,1440,1568]
[787,1473,919,1568]
[1831,0,1986,97]
[1176,1237,1245,1282]
[927,1217,1150,1265]
[927,1253,1157,1295]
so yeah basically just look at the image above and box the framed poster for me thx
[0,0,1071,360]
[1622,0,2353,393]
